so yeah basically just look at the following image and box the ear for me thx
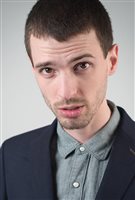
[107,44,118,76]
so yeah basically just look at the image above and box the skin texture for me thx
[30,30,118,143]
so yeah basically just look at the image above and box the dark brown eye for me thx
[39,67,55,78]
[74,62,91,72]
[42,68,53,73]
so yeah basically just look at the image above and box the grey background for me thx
[1,0,135,144]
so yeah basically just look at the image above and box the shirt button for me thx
[80,146,85,152]
[73,182,80,188]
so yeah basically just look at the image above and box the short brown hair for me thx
[25,0,113,60]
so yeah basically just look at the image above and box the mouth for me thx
[58,105,84,118]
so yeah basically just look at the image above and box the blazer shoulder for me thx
[1,119,57,154]
[117,106,135,143]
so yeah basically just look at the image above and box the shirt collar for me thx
[57,100,120,160]
[57,122,80,158]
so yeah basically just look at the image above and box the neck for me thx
[64,100,111,143]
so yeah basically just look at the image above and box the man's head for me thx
[25,0,118,131]
[25,0,113,61]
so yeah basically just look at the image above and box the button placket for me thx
[67,147,89,199]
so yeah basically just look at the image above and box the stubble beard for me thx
[57,106,96,130]
[43,91,106,130]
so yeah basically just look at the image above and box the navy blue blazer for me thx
[0,107,135,200]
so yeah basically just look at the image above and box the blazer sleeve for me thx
[0,142,8,200]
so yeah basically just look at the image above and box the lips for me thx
[58,105,84,118]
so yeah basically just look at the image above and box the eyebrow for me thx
[35,61,53,68]
[69,53,95,64]
[34,53,95,68]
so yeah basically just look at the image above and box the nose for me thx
[57,72,79,100]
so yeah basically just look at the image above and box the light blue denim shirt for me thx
[55,101,120,200]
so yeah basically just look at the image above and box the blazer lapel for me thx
[29,120,57,200]
[96,128,135,200]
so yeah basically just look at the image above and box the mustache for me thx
[54,98,86,107]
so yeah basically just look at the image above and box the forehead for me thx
[30,30,103,64]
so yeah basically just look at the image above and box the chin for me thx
[59,118,90,130]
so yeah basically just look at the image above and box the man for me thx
[0,0,135,199]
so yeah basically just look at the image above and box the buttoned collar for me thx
[56,101,120,160]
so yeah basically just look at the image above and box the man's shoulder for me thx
[117,106,135,141]
[1,119,57,154]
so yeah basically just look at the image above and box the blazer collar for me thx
[96,107,135,200]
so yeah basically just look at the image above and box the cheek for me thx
[93,63,108,84]
[83,69,107,95]
[36,77,58,103]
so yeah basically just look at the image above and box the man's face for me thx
[30,30,117,130]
